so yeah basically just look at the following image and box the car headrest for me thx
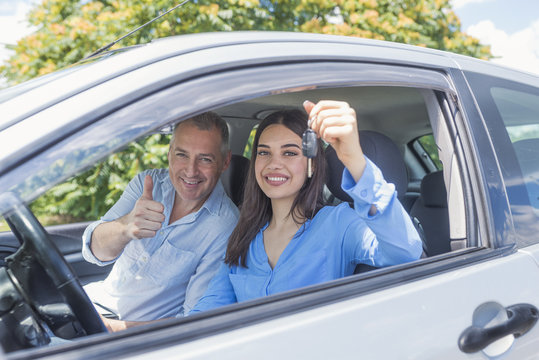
[221,154,250,206]
[420,171,447,208]
[325,130,408,203]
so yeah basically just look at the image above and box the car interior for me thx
[0,84,463,352]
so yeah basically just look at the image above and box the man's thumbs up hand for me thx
[122,175,165,240]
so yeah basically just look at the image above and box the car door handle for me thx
[458,303,539,353]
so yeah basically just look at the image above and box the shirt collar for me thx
[200,180,226,216]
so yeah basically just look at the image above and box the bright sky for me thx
[0,0,37,63]
[1,0,538,77]
[452,0,539,75]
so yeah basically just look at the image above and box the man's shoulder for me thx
[220,196,240,224]
[205,181,239,219]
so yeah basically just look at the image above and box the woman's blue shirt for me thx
[190,158,422,314]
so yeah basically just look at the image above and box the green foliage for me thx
[30,134,170,222]
[417,134,442,170]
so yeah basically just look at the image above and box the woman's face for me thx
[255,124,308,203]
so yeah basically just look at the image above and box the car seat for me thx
[324,130,410,272]
[325,130,408,204]
[221,154,250,207]
[409,170,450,256]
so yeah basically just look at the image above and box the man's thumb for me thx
[142,175,154,200]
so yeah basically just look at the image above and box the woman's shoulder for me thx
[318,202,354,213]
[313,202,357,223]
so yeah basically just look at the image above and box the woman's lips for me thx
[264,174,289,185]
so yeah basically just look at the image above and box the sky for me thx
[1,0,539,77]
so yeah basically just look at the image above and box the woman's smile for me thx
[264,173,290,185]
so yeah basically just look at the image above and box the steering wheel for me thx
[2,193,107,346]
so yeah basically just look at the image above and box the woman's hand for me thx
[303,100,366,182]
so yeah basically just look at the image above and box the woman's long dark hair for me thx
[225,109,326,267]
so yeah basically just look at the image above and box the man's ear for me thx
[222,151,232,172]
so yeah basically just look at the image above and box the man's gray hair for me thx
[172,112,230,156]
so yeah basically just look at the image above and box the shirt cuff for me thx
[341,157,396,218]
[81,220,117,266]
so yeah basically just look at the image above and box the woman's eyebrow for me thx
[281,143,300,149]
[257,143,300,149]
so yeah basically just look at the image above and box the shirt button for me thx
[360,189,367,197]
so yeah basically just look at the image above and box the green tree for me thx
[2,0,490,85]
[0,0,491,223]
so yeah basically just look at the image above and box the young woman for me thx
[190,100,422,313]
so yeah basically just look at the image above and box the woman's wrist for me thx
[340,153,366,183]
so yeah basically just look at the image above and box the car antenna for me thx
[83,0,191,60]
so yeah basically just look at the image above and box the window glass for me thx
[29,134,170,227]
[491,87,539,212]
[465,71,539,244]
[0,216,7,232]
[243,125,258,159]
[416,134,443,170]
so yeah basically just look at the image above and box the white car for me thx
[1,31,539,359]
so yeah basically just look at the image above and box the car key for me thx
[302,128,317,178]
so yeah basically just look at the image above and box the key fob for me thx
[302,129,318,158]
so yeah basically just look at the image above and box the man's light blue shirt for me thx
[82,168,239,321]
[191,158,422,314]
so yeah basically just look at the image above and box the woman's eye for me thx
[284,151,298,156]
[257,150,269,156]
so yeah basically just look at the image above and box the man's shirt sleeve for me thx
[178,232,229,316]
[187,262,238,315]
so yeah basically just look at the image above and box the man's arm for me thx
[100,315,157,332]
[90,175,166,262]
[179,237,229,316]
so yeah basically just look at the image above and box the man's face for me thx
[168,123,230,207]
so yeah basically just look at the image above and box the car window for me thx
[491,88,539,212]
[465,71,539,245]
[413,134,443,171]
[29,134,170,228]
[0,216,7,232]
[243,125,258,159]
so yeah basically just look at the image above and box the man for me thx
[82,112,239,322]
